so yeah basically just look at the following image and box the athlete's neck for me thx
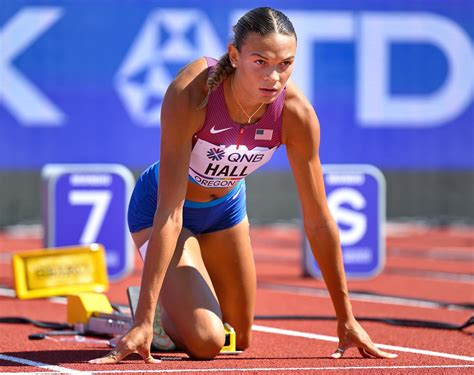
[227,77,266,124]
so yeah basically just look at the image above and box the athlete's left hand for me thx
[331,318,398,359]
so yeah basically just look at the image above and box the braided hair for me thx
[200,7,296,107]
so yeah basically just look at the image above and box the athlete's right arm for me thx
[134,58,208,330]
[89,58,208,364]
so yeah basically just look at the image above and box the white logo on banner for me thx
[116,9,224,127]
[0,7,65,126]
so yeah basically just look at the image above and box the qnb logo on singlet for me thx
[189,139,277,188]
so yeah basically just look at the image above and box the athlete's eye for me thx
[280,60,292,68]
[255,59,266,65]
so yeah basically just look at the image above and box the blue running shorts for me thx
[128,161,247,235]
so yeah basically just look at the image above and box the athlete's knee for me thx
[185,315,225,360]
[186,330,225,359]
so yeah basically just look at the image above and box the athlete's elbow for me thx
[154,209,183,234]
[167,213,183,235]
[303,218,338,238]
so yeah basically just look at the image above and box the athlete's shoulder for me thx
[167,57,210,107]
[161,58,210,133]
[281,81,320,151]
[282,80,319,131]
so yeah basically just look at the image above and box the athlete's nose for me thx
[264,67,279,83]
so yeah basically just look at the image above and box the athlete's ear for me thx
[228,43,240,68]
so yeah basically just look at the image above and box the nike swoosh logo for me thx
[210,126,233,134]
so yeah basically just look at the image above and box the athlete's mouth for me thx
[260,87,278,93]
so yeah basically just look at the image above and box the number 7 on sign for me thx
[68,190,112,244]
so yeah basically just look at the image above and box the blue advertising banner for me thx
[42,164,135,281]
[1,1,473,170]
[303,164,385,279]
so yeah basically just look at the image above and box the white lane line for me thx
[2,365,473,374]
[0,354,90,374]
[0,287,16,297]
[252,325,474,362]
[258,283,468,310]
[0,287,67,303]
[74,365,474,373]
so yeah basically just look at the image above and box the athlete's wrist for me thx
[133,317,154,329]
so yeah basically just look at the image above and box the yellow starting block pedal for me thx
[220,323,241,355]
[67,292,113,324]
[12,244,108,299]
[67,292,132,336]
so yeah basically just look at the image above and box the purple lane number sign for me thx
[303,165,386,279]
[42,164,135,281]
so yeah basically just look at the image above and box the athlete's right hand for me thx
[89,324,161,364]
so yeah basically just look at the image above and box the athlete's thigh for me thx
[197,216,256,348]
[159,227,222,323]
[159,227,227,357]
[131,227,219,308]
[131,227,224,354]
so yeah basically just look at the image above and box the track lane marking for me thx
[0,288,16,297]
[1,365,474,374]
[252,325,474,362]
[0,354,90,374]
[258,283,471,310]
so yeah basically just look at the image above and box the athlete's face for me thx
[229,32,296,104]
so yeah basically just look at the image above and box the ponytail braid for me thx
[200,53,235,108]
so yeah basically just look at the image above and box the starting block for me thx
[12,244,108,299]
[221,323,237,354]
[63,287,240,353]
[67,292,114,324]
[67,292,132,336]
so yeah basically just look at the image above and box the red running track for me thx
[0,223,473,374]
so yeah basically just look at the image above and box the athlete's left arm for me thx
[283,84,397,359]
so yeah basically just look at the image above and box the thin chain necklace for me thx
[231,76,265,124]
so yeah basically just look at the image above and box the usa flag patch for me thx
[255,129,273,140]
